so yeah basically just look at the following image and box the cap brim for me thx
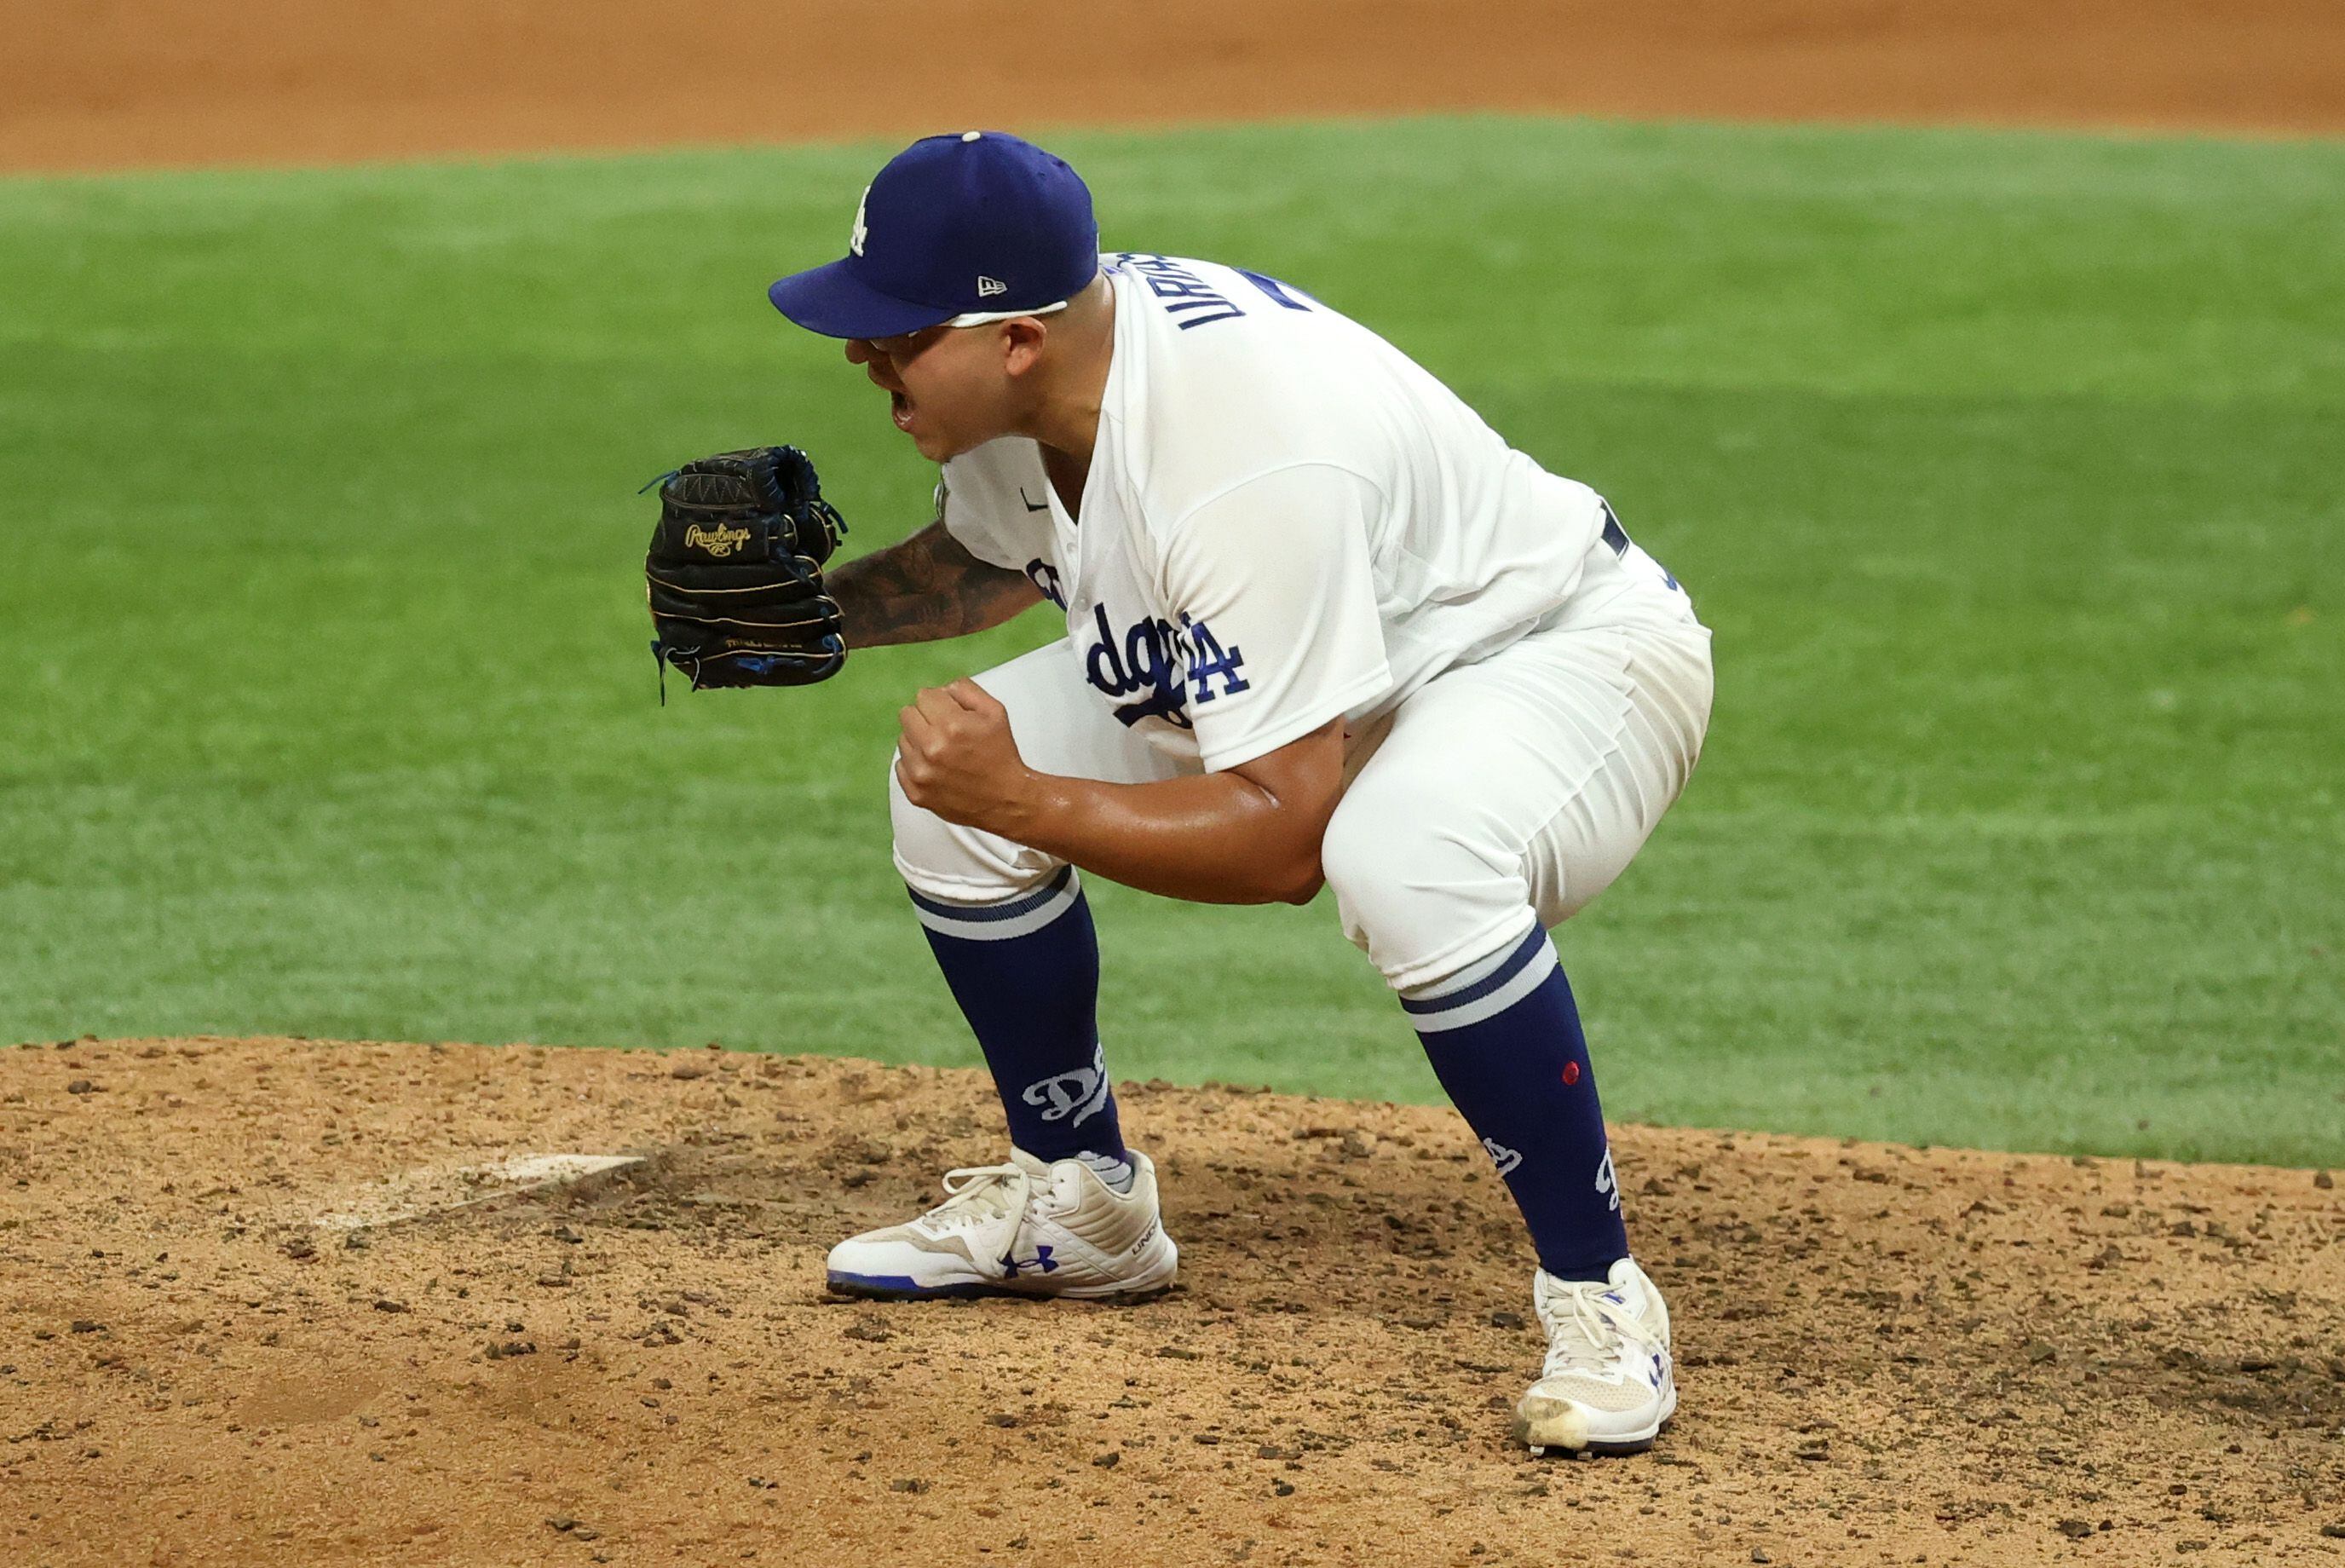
[766,257,958,339]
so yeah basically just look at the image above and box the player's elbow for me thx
[1270,845,1328,905]
[1265,798,1338,904]
[1277,868,1327,906]
[1228,721,1346,905]
[1251,804,1330,905]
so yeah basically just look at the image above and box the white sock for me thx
[1075,1150,1135,1195]
[1397,922,1540,1002]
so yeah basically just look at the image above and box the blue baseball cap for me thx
[767,131,1100,340]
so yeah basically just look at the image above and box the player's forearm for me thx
[829,521,1041,648]
[1003,770,1330,907]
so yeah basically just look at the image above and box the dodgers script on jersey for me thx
[939,254,1656,773]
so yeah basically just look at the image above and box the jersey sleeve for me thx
[1158,464,1393,772]
[938,444,1054,574]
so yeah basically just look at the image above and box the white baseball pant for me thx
[890,577,1713,992]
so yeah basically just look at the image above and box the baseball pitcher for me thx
[644,131,1713,1456]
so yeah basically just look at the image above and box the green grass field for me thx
[3,117,2338,1165]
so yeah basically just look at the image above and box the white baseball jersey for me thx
[939,253,1684,773]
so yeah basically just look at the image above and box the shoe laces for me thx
[1535,1275,1662,1378]
[924,1162,1033,1234]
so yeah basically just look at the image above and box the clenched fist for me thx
[895,678,1040,835]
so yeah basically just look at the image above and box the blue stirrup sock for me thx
[1400,923,1629,1283]
[907,866,1131,1189]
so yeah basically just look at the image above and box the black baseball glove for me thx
[643,446,848,695]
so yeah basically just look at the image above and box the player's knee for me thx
[1321,775,1521,971]
[1315,799,1386,911]
[1322,764,1492,894]
[1320,789,1461,933]
[887,742,1054,897]
[886,746,948,873]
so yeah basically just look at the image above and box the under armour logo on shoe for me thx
[1593,1149,1621,1212]
[1022,1043,1110,1128]
[1481,1137,1522,1177]
[977,275,1008,297]
[1000,1244,1058,1277]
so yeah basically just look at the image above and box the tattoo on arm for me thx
[827,519,1043,649]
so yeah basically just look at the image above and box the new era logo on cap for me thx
[767,131,1100,340]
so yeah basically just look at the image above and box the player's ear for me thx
[1000,317,1049,378]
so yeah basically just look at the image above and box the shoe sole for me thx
[1515,1383,1677,1457]
[825,1260,1178,1305]
[1519,1417,1672,1458]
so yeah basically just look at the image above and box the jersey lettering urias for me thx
[940,254,1647,773]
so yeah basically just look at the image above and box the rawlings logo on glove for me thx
[682,522,753,557]
[643,445,849,695]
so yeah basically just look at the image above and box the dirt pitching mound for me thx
[2,1037,2340,1566]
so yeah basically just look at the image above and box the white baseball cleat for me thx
[1513,1256,1677,1456]
[824,1147,1178,1301]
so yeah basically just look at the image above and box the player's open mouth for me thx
[890,389,915,432]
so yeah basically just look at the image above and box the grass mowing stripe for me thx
[2,115,2338,1165]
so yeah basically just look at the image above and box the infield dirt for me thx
[9,7,2345,1564]
[3,1038,2339,1565]
[5,0,2345,173]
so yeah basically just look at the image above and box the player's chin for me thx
[901,420,969,464]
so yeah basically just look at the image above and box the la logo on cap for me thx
[850,186,871,257]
